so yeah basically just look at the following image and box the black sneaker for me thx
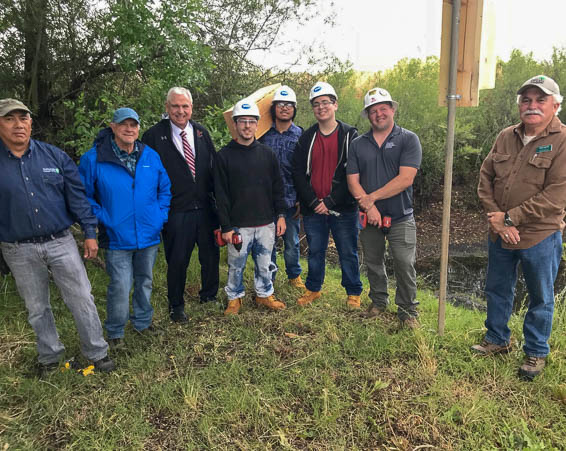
[93,356,116,373]
[134,324,163,336]
[108,338,125,350]
[170,309,188,323]
[39,361,59,378]
[200,296,217,304]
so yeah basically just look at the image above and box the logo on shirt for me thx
[536,144,552,153]
[42,168,60,173]
[385,142,396,149]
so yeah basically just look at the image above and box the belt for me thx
[15,229,69,244]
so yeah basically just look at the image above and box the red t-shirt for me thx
[310,128,339,199]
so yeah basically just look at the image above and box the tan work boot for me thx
[224,298,242,315]
[471,339,512,356]
[297,289,321,306]
[518,356,546,381]
[347,295,361,310]
[289,276,306,289]
[256,295,286,311]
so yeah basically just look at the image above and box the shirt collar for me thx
[170,120,193,137]
[111,138,139,157]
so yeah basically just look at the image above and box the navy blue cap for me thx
[112,107,140,124]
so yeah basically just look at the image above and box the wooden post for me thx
[438,0,461,335]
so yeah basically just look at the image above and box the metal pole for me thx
[438,0,461,335]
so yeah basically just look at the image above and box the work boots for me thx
[297,289,321,306]
[347,295,361,310]
[289,276,306,289]
[224,298,242,315]
[256,295,286,310]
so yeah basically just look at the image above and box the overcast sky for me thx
[250,0,566,72]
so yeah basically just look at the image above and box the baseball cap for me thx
[112,107,140,124]
[517,75,560,96]
[0,98,32,117]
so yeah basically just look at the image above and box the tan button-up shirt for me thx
[478,116,566,249]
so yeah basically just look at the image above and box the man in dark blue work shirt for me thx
[347,88,422,329]
[0,98,115,375]
[260,85,304,289]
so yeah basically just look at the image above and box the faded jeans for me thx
[225,223,276,300]
[1,232,108,364]
[104,244,158,338]
[484,232,562,357]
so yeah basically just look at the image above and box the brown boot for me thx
[347,295,361,310]
[289,276,306,289]
[297,289,321,306]
[401,317,420,329]
[224,298,242,315]
[471,339,512,356]
[364,304,386,319]
[256,295,286,311]
[518,356,546,380]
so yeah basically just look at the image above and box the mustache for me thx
[522,109,543,116]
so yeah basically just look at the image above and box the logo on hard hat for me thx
[314,86,322,92]
[280,90,289,96]
[242,103,251,109]
[379,89,388,96]
[370,97,377,102]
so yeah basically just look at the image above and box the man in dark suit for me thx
[142,87,219,323]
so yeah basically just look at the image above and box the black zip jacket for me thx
[214,139,286,232]
[142,119,216,215]
[292,120,358,215]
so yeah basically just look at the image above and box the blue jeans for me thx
[1,232,108,364]
[104,244,159,338]
[271,206,302,281]
[484,232,562,357]
[302,211,363,295]
[225,224,276,300]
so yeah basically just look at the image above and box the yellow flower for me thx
[81,365,95,376]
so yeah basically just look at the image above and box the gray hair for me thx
[516,93,563,115]
[167,87,193,104]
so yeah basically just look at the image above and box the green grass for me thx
[1,246,566,450]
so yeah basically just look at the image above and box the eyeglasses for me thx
[312,100,335,109]
[236,118,258,125]
[276,102,294,109]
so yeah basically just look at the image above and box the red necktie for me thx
[180,130,196,178]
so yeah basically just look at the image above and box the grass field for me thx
[1,245,566,450]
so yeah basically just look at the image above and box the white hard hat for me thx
[273,85,297,104]
[361,88,399,118]
[309,81,338,102]
[232,98,260,119]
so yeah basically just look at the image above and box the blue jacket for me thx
[79,128,171,250]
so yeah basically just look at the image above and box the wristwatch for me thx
[504,212,514,227]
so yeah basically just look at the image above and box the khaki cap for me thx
[517,75,560,96]
[0,98,32,117]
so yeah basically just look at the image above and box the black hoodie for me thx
[214,139,285,232]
